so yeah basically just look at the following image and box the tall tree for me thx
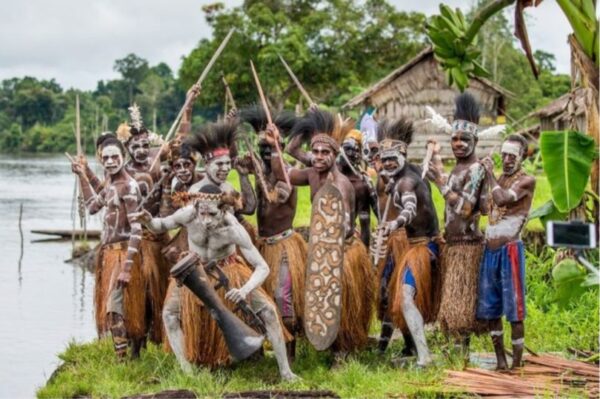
[113,53,150,105]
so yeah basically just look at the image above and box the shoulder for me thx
[517,173,536,189]
[469,162,485,174]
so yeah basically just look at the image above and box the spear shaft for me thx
[249,60,291,191]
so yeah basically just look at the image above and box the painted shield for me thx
[304,182,346,350]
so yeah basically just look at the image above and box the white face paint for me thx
[501,141,523,175]
[380,151,405,177]
[101,145,124,175]
[127,134,150,164]
[195,200,224,230]
[206,154,231,184]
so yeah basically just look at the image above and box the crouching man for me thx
[133,184,297,381]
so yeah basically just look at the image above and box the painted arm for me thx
[286,134,313,166]
[120,183,143,283]
[224,213,270,303]
[489,171,535,207]
[83,162,104,194]
[439,163,485,217]
[143,205,195,233]
[71,161,106,215]
[238,172,257,215]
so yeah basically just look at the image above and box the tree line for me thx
[0,0,570,154]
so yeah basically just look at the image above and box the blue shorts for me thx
[403,241,439,291]
[476,241,526,322]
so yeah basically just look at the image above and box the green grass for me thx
[38,247,598,398]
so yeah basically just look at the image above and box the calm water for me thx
[0,154,100,398]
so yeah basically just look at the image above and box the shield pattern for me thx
[304,182,346,350]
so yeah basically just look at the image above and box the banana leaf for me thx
[529,200,567,228]
[540,131,597,213]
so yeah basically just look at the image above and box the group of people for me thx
[68,85,535,381]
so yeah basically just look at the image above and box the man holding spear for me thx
[239,104,308,360]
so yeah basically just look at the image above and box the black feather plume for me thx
[288,108,336,144]
[186,120,238,156]
[377,118,414,145]
[454,92,480,124]
[240,104,269,133]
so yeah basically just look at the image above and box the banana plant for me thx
[556,0,599,68]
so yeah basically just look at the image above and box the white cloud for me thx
[0,0,573,90]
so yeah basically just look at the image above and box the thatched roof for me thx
[342,46,513,109]
[527,87,586,119]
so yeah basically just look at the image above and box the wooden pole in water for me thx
[18,203,24,269]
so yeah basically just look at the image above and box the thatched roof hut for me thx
[343,47,512,160]
[527,88,586,133]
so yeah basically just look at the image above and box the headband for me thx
[501,141,522,157]
[379,139,408,157]
[311,134,340,153]
[452,119,479,137]
[204,147,230,162]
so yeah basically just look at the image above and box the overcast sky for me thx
[0,0,573,91]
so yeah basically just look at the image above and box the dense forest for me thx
[0,0,570,154]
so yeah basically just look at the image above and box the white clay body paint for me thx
[486,215,525,240]
[501,142,521,157]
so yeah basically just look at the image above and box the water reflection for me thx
[0,154,98,398]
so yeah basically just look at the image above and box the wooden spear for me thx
[278,53,360,177]
[249,60,292,191]
[148,28,235,173]
[277,53,314,106]
[221,73,237,110]
[373,190,393,266]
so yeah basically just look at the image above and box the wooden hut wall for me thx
[367,54,503,160]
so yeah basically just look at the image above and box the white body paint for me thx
[486,215,525,240]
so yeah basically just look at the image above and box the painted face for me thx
[342,139,361,165]
[206,154,231,184]
[101,145,124,175]
[501,141,523,175]
[195,200,223,230]
[173,158,195,184]
[451,131,476,159]
[381,151,405,177]
[311,144,336,172]
[127,133,150,164]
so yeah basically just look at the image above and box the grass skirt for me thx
[257,231,307,327]
[180,255,290,368]
[437,241,486,335]
[388,240,434,333]
[376,229,409,320]
[98,242,148,340]
[334,236,374,352]
[140,229,170,343]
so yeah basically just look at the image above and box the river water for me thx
[0,154,99,398]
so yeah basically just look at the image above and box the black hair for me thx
[376,118,414,145]
[99,136,126,155]
[186,120,238,156]
[505,134,529,158]
[454,92,480,124]
[96,132,117,149]
[288,108,336,144]
[199,184,222,195]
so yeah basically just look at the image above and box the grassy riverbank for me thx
[38,248,598,398]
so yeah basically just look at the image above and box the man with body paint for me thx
[150,120,259,371]
[115,105,171,344]
[477,134,535,370]
[427,93,488,359]
[134,184,297,381]
[337,129,379,248]
[266,108,374,365]
[238,105,307,360]
[70,134,147,359]
[374,118,440,367]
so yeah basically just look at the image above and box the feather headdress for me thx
[186,120,238,161]
[239,105,297,139]
[116,103,149,143]
[288,108,341,152]
[424,106,452,134]
[452,92,480,137]
[377,117,414,156]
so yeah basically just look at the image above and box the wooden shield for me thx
[304,182,346,350]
